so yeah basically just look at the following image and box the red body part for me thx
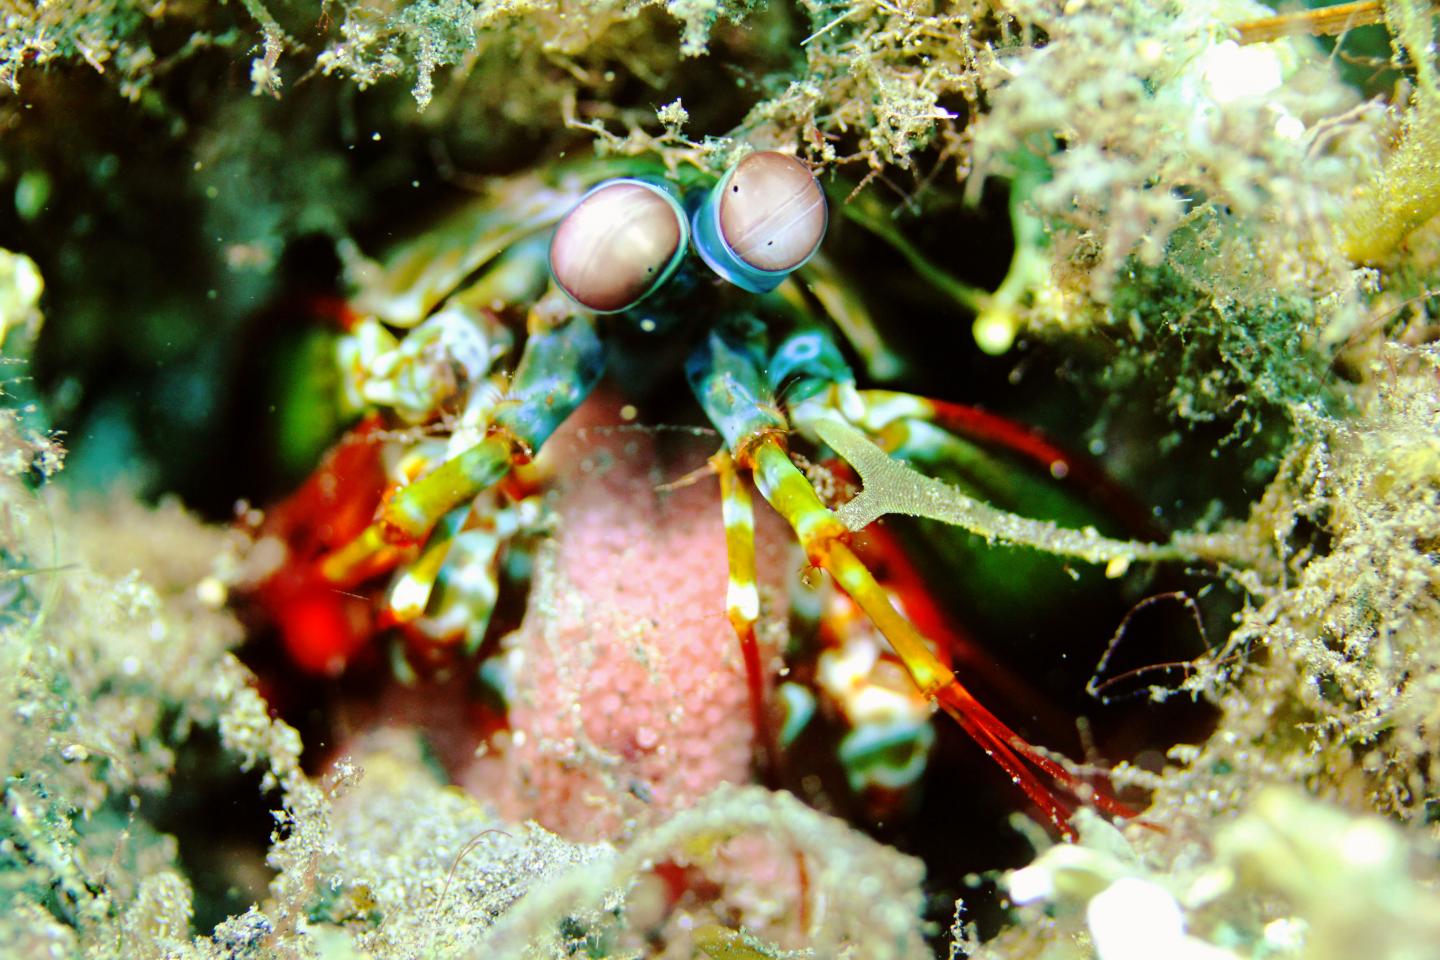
[850,522,1077,741]
[920,397,1167,542]
[254,415,395,676]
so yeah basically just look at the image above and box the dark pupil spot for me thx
[646,266,654,273]
[767,241,773,245]
[732,185,739,193]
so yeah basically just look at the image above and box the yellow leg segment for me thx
[714,450,780,779]
[320,524,407,588]
[320,433,519,586]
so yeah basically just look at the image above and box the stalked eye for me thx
[720,153,827,272]
[549,179,688,313]
[693,151,828,294]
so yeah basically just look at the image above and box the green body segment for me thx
[685,322,788,452]
[491,312,606,449]
[381,435,516,544]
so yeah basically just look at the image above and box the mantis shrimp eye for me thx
[549,179,689,313]
[693,151,828,294]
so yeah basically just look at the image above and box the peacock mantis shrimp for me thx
[262,148,1181,837]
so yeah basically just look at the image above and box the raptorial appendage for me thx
[688,320,1141,835]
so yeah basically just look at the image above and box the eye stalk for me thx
[549,179,688,314]
[693,151,828,294]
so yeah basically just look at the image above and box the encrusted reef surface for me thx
[3,0,1440,958]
